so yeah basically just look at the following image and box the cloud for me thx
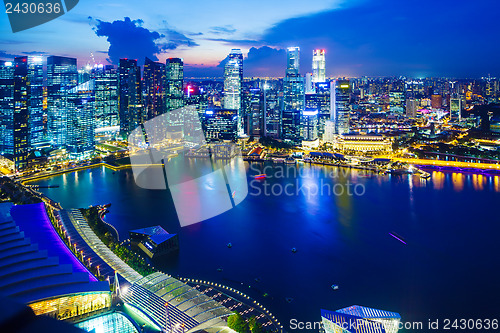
[258,0,500,77]
[209,25,237,35]
[22,51,48,55]
[92,17,198,65]
[161,28,199,50]
[214,46,286,77]
[0,50,19,60]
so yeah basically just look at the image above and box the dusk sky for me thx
[1,0,499,78]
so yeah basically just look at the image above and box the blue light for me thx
[205,110,214,115]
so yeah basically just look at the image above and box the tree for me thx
[227,313,249,333]
[248,316,263,333]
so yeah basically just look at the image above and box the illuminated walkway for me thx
[121,272,233,333]
[61,209,143,283]
[392,157,500,171]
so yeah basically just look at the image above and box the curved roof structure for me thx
[0,202,109,305]
[122,272,232,333]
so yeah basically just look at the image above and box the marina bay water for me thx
[31,163,500,331]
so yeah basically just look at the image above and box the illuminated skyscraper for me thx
[118,58,142,136]
[143,57,166,120]
[66,80,95,158]
[47,56,78,148]
[13,57,30,171]
[312,49,326,83]
[405,98,417,118]
[282,47,304,145]
[223,49,243,135]
[331,80,350,135]
[301,109,319,143]
[0,61,14,155]
[450,94,463,122]
[27,56,44,148]
[165,58,184,112]
[93,65,119,135]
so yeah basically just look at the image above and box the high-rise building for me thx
[27,56,44,148]
[286,47,300,77]
[263,83,280,138]
[322,305,401,333]
[312,49,326,83]
[223,49,243,135]
[0,61,14,155]
[13,57,30,171]
[282,47,304,145]
[93,65,119,134]
[143,57,165,120]
[242,87,263,137]
[331,80,350,135]
[305,73,316,94]
[202,109,238,142]
[118,59,142,136]
[66,80,95,158]
[450,94,463,122]
[301,109,319,144]
[405,98,418,118]
[165,58,184,112]
[47,56,78,148]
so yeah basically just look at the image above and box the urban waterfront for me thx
[30,163,500,330]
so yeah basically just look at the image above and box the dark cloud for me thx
[204,38,261,47]
[0,50,19,60]
[209,25,237,35]
[161,28,199,50]
[93,17,198,65]
[22,51,48,55]
[259,0,500,77]
[93,17,164,64]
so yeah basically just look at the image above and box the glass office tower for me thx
[165,58,184,112]
[0,61,14,155]
[331,79,350,135]
[118,59,142,137]
[312,49,326,83]
[13,57,30,171]
[94,65,119,135]
[47,56,78,148]
[282,47,304,145]
[27,56,44,148]
[143,57,166,120]
[223,49,243,135]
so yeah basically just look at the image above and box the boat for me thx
[217,267,223,272]
[254,174,266,180]
[420,171,431,179]
[331,284,339,290]
[285,297,294,303]
[227,243,232,248]
[291,247,297,253]
[285,157,296,164]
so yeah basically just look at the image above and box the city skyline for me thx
[1,0,500,78]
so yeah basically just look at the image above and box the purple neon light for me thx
[10,203,98,281]
[389,232,407,245]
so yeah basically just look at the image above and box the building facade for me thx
[118,58,142,136]
[312,49,326,83]
[223,49,243,135]
[331,79,350,135]
[143,57,166,120]
[282,47,304,145]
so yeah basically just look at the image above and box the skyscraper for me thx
[66,80,95,158]
[143,57,166,120]
[94,65,119,134]
[223,49,243,135]
[331,80,350,135]
[312,49,326,83]
[0,61,14,155]
[450,94,463,122]
[118,59,142,136]
[282,47,304,145]
[13,57,30,171]
[47,56,78,148]
[405,98,417,118]
[165,58,184,112]
[27,56,44,148]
